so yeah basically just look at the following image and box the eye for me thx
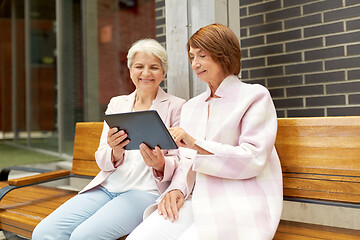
[151,66,160,70]
[200,55,206,58]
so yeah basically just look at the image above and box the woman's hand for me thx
[169,127,213,155]
[158,189,184,222]
[169,127,196,149]
[107,127,130,166]
[139,144,165,172]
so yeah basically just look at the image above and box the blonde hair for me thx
[127,39,168,74]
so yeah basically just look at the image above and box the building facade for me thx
[0,0,166,156]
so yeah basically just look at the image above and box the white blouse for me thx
[101,106,158,195]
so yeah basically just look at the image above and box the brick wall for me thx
[239,0,360,117]
[155,0,166,44]
[155,0,167,90]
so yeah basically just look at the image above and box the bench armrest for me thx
[8,170,71,186]
[1,166,57,181]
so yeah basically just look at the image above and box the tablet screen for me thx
[104,110,178,150]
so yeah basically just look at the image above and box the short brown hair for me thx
[187,23,241,76]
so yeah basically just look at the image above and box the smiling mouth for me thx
[197,70,206,75]
[140,78,154,83]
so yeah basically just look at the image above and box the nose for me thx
[192,59,200,69]
[142,66,151,77]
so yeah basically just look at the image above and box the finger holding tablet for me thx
[139,143,165,173]
[107,127,130,165]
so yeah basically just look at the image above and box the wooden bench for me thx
[1,117,360,239]
[273,116,360,239]
[0,122,104,239]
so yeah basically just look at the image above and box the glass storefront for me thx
[97,0,157,114]
[27,0,57,151]
[0,0,26,145]
[0,0,162,157]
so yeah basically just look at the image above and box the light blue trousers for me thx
[32,186,158,240]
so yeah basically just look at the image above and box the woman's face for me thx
[130,52,165,92]
[189,46,226,85]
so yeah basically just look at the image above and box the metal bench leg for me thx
[0,168,10,181]
[2,230,29,240]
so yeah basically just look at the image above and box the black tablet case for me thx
[104,110,178,150]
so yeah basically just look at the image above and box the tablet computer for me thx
[104,110,178,150]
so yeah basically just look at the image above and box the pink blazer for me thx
[80,87,186,194]
[162,76,283,239]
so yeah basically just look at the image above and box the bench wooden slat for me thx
[1,211,43,229]
[1,193,76,216]
[279,154,360,176]
[283,174,360,204]
[0,223,32,239]
[275,221,360,240]
[71,159,101,177]
[277,116,360,126]
[72,122,103,176]
[2,193,75,208]
[274,233,320,240]
[284,173,360,182]
[1,183,76,201]
[276,117,360,176]
[1,185,76,205]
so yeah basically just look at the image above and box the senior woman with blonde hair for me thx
[32,39,186,240]
[127,24,283,240]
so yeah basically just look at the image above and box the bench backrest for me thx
[71,118,360,204]
[276,116,360,204]
[72,122,103,177]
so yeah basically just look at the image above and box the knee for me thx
[32,224,43,240]
[70,227,96,240]
[126,224,158,240]
[32,217,74,240]
[32,220,54,240]
[69,231,87,240]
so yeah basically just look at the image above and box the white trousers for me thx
[127,199,198,240]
